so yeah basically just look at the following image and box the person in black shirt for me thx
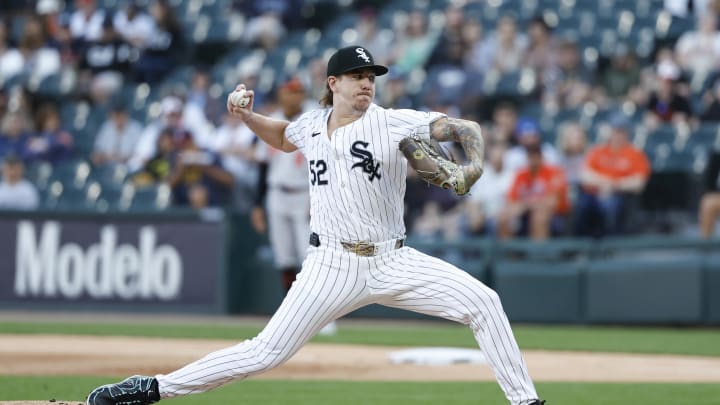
[132,0,184,83]
[78,15,134,103]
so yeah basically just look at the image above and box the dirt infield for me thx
[2,334,720,383]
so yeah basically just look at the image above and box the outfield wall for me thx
[0,211,718,325]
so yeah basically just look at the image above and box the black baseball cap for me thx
[326,46,389,77]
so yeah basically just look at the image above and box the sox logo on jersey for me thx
[350,141,381,181]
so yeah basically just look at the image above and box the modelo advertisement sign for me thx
[0,218,225,312]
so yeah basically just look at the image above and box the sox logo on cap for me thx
[355,47,371,63]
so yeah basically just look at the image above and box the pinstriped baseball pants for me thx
[156,245,539,405]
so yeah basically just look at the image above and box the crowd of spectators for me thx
[0,0,719,241]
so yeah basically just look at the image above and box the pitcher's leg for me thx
[157,249,366,398]
[373,248,539,405]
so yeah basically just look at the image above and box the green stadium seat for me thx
[127,184,172,212]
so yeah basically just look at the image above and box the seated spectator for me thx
[575,115,651,237]
[132,0,184,83]
[213,113,258,192]
[463,143,514,236]
[0,111,32,160]
[0,155,39,210]
[78,15,134,104]
[167,134,233,207]
[113,0,155,49]
[523,15,558,80]
[186,69,224,127]
[486,101,519,146]
[25,104,74,165]
[699,149,720,239]
[0,19,21,81]
[92,101,143,167]
[699,79,720,121]
[504,118,561,175]
[129,95,204,172]
[467,15,527,74]
[379,71,413,109]
[389,10,436,74]
[543,39,593,110]
[340,8,392,66]
[243,2,287,50]
[1,15,61,82]
[674,14,720,75]
[411,191,465,241]
[425,5,469,69]
[600,43,641,101]
[132,127,176,186]
[645,60,693,129]
[36,0,64,46]
[69,0,106,46]
[497,144,570,240]
[556,122,588,197]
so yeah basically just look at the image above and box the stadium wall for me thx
[0,211,718,325]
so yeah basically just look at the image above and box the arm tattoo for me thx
[430,117,485,185]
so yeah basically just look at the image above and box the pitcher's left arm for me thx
[429,117,485,187]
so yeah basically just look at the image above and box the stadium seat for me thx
[25,161,53,190]
[483,69,536,97]
[49,159,92,191]
[126,183,172,212]
[56,181,100,211]
[655,10,695,40]
[91,163,130,189]
[691,124,720,149]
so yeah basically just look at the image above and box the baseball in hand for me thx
[229,89,250,108]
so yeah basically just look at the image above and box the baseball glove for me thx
[399,136,468,196]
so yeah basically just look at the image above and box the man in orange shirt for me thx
[575,114,651,237]
[498,144,570,240]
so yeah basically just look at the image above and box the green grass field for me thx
[2,320,720,356]
[1,377,720,405]
[2,318,720,404]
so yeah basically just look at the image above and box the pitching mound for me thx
[2,334,720,382]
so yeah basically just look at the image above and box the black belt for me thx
[309,232,404,257]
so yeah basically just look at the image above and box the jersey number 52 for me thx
[309,159,328,186]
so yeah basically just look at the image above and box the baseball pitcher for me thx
[87,46,545,405]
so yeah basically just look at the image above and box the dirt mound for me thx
[2,334,720,382]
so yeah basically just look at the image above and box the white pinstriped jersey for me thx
[285,103,444,243]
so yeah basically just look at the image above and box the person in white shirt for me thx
[464,143,514,235]
[212,113,259,211]
[0,155,39,210]
[69,0,106,43]
[113,0,155,49]
[129,96,212,172]
[92,102,144,167]
[675,14,720,74]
